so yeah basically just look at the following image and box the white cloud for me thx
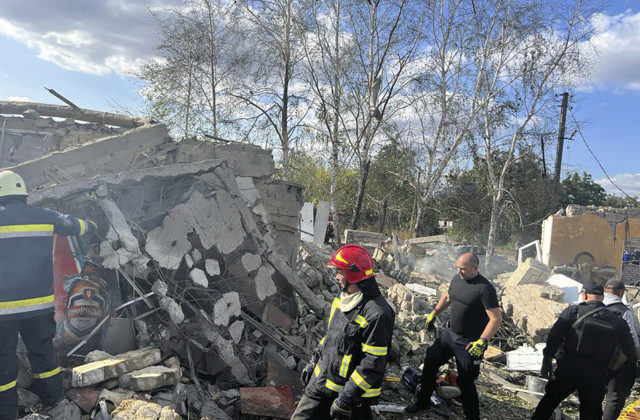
[597,173,640,197]
[580,10,640,91]
[0,1,168,76]
[6,96,30,102]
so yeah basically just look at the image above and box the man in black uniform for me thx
[532,282,637,420]
[0,170,97,420]
[405,253,501,419]
[291,244,395,420]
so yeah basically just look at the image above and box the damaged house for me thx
[1,101,329,419]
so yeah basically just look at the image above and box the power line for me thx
[568,108,632,199]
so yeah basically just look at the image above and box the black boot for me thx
[404,398,430,413]
[405,385,431,414]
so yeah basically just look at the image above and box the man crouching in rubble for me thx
[0,170,97,420]
[291,245,395,420]
[405,252,501,419]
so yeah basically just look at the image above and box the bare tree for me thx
[230,0,311,178]
[478,0,596,270]
[138,0,249,138]
[344,0,425,229]
[300,0,357,244]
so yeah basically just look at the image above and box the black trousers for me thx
[417,328,482,420]
[603,366,634,420]
[0,312,61,420]
[290,394,373,420]
[531,358,606,420]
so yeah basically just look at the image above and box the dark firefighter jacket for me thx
[543,300,637,371]
[305,278,395,405]
[0,196,94,321]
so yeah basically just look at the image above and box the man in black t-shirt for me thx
[405,253,501,419]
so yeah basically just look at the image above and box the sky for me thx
[0,0,638,197]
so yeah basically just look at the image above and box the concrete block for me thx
[213,292,241,327]
[505,258,551,288]
[189,268,209,288]
[205,259,221,276]
[255,265,277,301]
[145,191,245,268]
[160,297,185,324]
[501,284,567,342]
[262,303,293,331]
[229,320,245,344]
[71,347,162,387]
[119,365,180,391]
[111,399,181,420]
[241,253,262,272]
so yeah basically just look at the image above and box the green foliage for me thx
[439,149,555,244]
[561,172,607,207]
[286,141,418,233]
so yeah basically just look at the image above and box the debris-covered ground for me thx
[3,102,640,419]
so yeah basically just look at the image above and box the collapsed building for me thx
[3,101,640,419]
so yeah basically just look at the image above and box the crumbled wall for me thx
[0,116,124,167]
[541,209,640,276]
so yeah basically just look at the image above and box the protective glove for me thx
[465,338,488,359]
[84,218,98,234]
[330,397,352,420]
[300,362,315,386]
[425,311,437,331]
[541,356,554,379]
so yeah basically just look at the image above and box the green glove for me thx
[425,311,437,331]
[466,338,488,358]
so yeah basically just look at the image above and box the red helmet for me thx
[328,244,375,284]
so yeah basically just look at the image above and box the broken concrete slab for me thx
[160,297,185,325]
[205,259,220,276]
[241,253,262,272]
[229,320,245,344]
[266,361,304,396]
[145,191,245,269]
[344,229,388,245]
[111,399,181,420]
[71,347,162,387]
[66,388,101,413]
[103,318,137,356]
[119,365,180,391]
[213,292,241,327]
[546,273,583,304]
[239,385,296,419]
[501,284,567,343]
[189,268,209,288]
[255,265,277,301]
[10,123,171,191]
[505,258,551,288]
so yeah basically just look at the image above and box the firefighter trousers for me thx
[0,312,61,420]
[291,394,373,420]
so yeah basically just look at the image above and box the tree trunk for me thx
[412,203,424,237]
[484,193,501,273]
[206,0,217,137]
[279,0,292,179]
[350,159,370,230]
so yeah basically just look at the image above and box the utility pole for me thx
[554,92,569,202]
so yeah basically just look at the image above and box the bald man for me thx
[405,253,501,419]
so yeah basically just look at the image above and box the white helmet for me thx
[0,170,27,197]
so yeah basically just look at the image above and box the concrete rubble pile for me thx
[2,102,327,419]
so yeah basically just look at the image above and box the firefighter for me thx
[0,170,97,420]
[291,245,395,420]
[532,282,637,420]
[405,252,501,419]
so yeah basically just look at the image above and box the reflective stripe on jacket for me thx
[0,197,92,320]
[305,287,395,405]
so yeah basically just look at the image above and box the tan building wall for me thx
[541,213,640,277]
